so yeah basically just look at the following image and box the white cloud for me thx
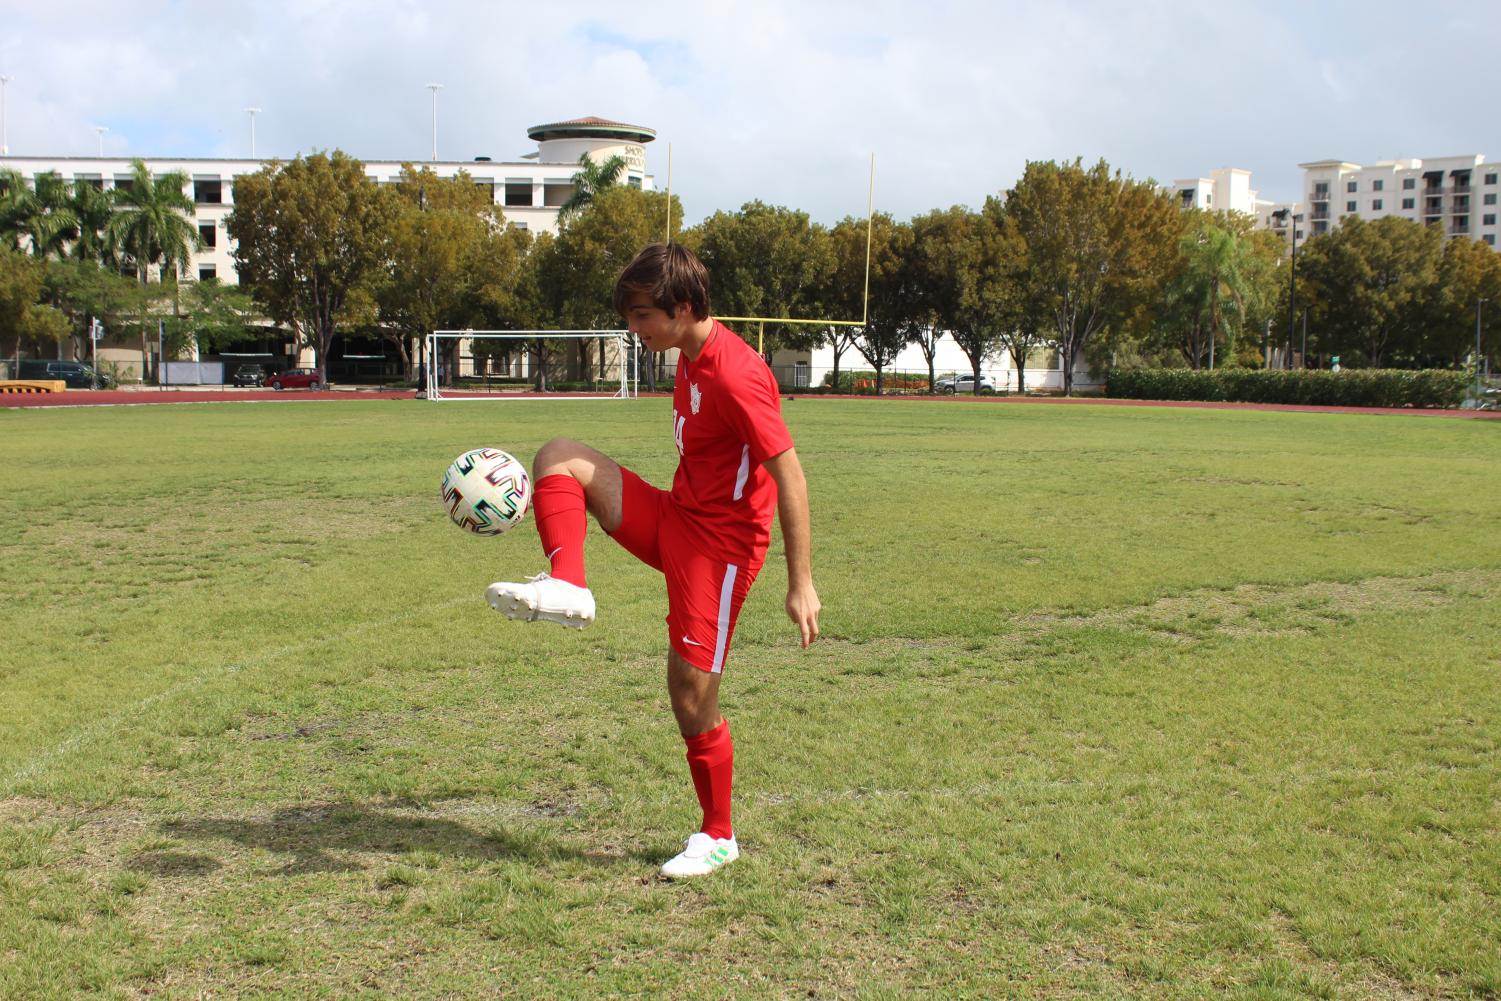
[1,0,1498,221]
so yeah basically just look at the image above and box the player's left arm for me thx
[763,447,820,648]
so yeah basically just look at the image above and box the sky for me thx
[3,0,1499,226]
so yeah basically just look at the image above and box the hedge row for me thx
[1106,368,1470,408]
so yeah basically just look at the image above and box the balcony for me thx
[1452,198,1470,213]
[1310,207,1330,220]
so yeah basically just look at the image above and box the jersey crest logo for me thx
[690,382,702,415]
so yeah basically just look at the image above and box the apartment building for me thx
[0,115,657,285]
[1297,155,1497,247]
[1166,167,1270,216]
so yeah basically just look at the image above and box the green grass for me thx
[1,398,1498,999]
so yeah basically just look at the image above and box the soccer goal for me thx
[424,330,637,401]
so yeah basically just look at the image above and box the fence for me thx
[765,364,1101,395]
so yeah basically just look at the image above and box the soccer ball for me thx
[441,448,532,536]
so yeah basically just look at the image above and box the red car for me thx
[267,368,325,391]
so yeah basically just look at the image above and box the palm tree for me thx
[1167,219,1257,369]
[106,159,200,380]
[0,169,78,259]
[557,153,628,223]
[68,180,120,267]
[107,160,199,283]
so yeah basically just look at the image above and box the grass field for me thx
[2,397,1499,1000]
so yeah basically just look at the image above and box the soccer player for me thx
[486,243,821,878]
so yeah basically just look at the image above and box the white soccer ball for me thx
[441,448,532,536]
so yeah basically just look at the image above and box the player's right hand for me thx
[787,583,821,648]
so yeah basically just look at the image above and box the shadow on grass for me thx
[160,802,654,875]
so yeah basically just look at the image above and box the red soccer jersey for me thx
[669,320,794,562]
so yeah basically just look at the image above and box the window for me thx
[542,181,575,207]
[193,178,222,204]
[1487,173,1498,185]
[1486,235,1496,246]
[1314,220,1328,234]
[504,180,533,207]
[628,176,642,189]
[1296,229,1304,240]
[1402,198,1415,210]
[1485,193,1497,206]
[198,264,216,281]
[113,177,134,196]
[1372,179,1384,191]
[1346,201,1357,212]
[198,222,216,249]
[1347,180,1358,192]
[1485,214,1497,226]
[1372,199,1383,211]
[1403,178,1416,190]
[511,221,528,231]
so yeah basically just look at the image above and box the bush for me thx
[820,370,931,395]
[1105,368,1469,409]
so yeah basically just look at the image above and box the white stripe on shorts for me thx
[710,563,739,674]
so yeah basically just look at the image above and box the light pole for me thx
[1274,208,1298,370]
[245,107,260,158]
[1301,308,1308,369]
[93,125,107,156]
[426,83,443,161]
[1478,298,1488,399]
[1,75,11,156]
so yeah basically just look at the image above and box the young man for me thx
[486,243,821,878]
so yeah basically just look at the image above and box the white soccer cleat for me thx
[485,572,596,629]
[659,832,739,878]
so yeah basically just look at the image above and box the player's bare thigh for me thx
[532,437,624,533]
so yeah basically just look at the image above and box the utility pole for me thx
[94,125,107,156]
[426,83,443,161]
[245,107,260,158]
[1478,298,1488,399]
[0,76,11,156]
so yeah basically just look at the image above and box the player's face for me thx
[624,292,692,353]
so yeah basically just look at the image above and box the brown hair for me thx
[612,243,711,321]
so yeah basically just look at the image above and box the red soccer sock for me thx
[533,474,588,588]
[684,719,734,840]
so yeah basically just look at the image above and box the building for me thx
[1165,167,1270,217]
[1,116,657,380]
[1295,155,1498,247]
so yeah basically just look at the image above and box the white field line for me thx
[5,596,472,790]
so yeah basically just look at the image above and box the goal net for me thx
[424,330,637,401]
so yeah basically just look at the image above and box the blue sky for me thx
[3,0,1498,225]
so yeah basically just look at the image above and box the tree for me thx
[849,214,914,394]
[1296,216,1441,367]
[2,247,70,360]
[44,258,158,362]
[969,199,1043,392]
[228,151,397,383]
[377,165,507,378]
[1158,212,1276,369]
[558,153,628,223]
[107,159,200,379]
[686,201,833,357]
[532,185,679,390]
[67,181,120,267]
[1005,159,1181,394]
[0,170,78,260]
[1427,236,1501,368]
[166,278,259,356]
[816,216,874,392]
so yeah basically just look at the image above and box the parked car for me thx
[231,364,266,387]
[266,368,324,390]
[935,373,996,395]
[16,359,114,388]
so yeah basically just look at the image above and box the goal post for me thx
[424,330,636,401]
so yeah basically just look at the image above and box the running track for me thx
[2,388,1498,419]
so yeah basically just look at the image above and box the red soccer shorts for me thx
[609,467,762,673]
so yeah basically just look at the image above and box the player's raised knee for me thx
[533,436,585,477]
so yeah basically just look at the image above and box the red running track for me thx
[3,388,1498,419]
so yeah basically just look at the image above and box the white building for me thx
[0,115,657,286]
[1295,155,1498,247]
[1165,167,1270,217]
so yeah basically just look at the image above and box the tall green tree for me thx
[849,214,915,394]
[67,181,120,266]
[686,200,833,356]
[1428,236,1501,367]
[2,247,70,361]
[44,258,158,362]
[107,159,200,379]
[971,198,1043,392]
[818,216,876,392]
[165,278,259,356]
[1296,216,1442,367]
[558,153,628,223]
[908,206,982,391]
[0,170,78,260]
[1158,212,1276,369]
[377,164,508,378]
[1005,158,1181,394]
[228,151,397,382]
